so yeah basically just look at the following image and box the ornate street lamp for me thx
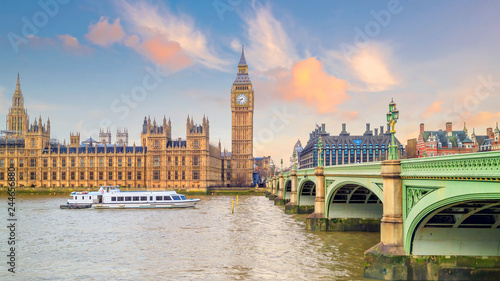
[386,98,400,160]
[280,158,283,172]
[317,136,323,167]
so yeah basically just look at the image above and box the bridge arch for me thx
[298,178,316,205]
[284,179,292,200]
[325,180,383,219]
[405,185,500,256]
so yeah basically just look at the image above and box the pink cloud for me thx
[275,57,349,114]
[140,36,192,71]
[466,111,500,128]
[85,17,126,47]
[423,101,443,118]
[340,111,359,121]
[27,35,56,48]
[57,34,93,55]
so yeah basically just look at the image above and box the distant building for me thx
[116,128,128,146]
[299,123,404,169]
[254,156,271,176]
[406,138,417,158]
[416,122,500,157]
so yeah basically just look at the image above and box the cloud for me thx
[57,34,93,55]
[275,57,349,114]
[241,3,298,72]
[351,46,398,91]
[465,111,500,128]
[27,35,56,48]
[423,101,443,118]
[140,36,192,70]
[119,0,228,70]
[85,17,126,47]
[340,111,359,121]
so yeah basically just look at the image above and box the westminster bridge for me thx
[265,151,500,280]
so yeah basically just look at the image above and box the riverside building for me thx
[299,123,404,169]
[0,49,256,190]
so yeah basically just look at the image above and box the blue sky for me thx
[1,0,499,165]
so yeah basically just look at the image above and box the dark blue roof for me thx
[47,146,146,154]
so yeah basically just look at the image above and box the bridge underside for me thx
[328,184,382,219]
[284,180,291,200]
[412,199,500,256]
[299,181,316,205]
[307,184,382,232]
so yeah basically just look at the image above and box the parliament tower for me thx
[231,47,254,186]
[6,73,29,135]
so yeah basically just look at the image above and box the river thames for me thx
[1,195,378,280]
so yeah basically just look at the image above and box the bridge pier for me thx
[305,167,327,230]
[285,170,300,213]
[265,180,270,197]
[269,176,278,200]
[364,159,407,279]
[274,173,288,205]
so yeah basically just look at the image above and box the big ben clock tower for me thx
[231,46,254,186]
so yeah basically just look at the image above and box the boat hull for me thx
[60,204,92,209]
[93,199,200,209]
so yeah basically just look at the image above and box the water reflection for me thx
[0,195,378,280]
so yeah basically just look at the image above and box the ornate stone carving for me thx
[325,179,335,189]
[406,187,437,216]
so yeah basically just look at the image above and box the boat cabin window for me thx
[111,197,116,201]
[172,196,181,200]
[125,197,132,201]
[155,196,162,201]
[89,196,91,200]
[164,196,172,200]
[117,197,124,201]
[140,196,147,201]
[82,196,84,200]
[180,195,186,200]
[133,196,139,201]
[150,196,153,201]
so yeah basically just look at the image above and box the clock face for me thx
[236,94,248,105]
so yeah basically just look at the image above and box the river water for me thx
[1,195,379,280]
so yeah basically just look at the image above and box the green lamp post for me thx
[386,98,400,160]
[317,136,323,167]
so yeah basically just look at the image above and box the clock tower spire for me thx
[231,46,254,186]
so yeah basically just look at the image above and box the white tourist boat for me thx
[61,186,200,209]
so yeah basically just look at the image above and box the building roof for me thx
[301,123,401,155]
[238,46,247,66]
[44,145,146,154]
[422,129,486,146]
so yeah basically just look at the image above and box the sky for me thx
[1,0,500,166]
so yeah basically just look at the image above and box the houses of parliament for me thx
[0,49,255,191]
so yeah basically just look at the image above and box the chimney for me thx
[487,128,494,139]
[366,123,370,132]
[321,123,325,133]
[374,128,378,136]
[420,123,425,134]
[380,126,384,135]
[446,122,452,136]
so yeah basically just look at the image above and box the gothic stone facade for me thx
[0,97,224,191]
